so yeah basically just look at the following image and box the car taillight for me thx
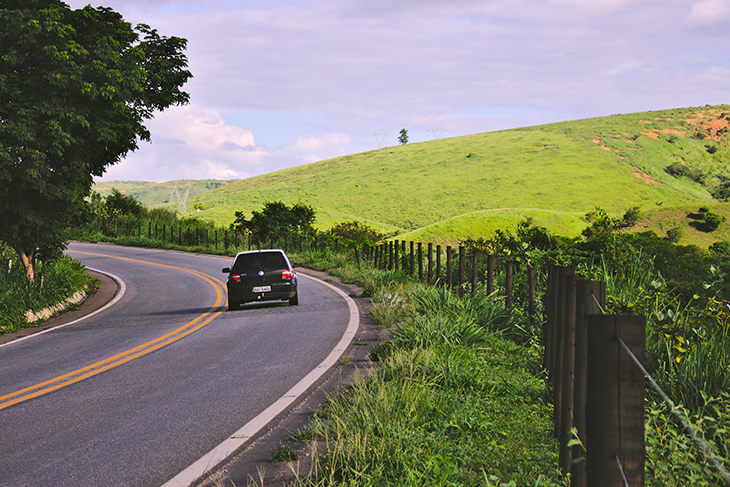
[232,274,241,282]
[282,270,294,280]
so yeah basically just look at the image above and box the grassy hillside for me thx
[93,179,235,209]
[167,105,730,245]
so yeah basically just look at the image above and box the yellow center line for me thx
[0,251,227,411]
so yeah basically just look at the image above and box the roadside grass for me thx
[0,251,91,335]
[287,249,565,486]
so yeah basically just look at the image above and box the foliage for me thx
[398,128,409,145]
[329,220,385,246]
[0,247,89,335]
[230,201,316,245]
[665,162,707,184]
[690,206,727,232]
[299,275,564,486]
[0,0,191,282]
[104,189,146,218]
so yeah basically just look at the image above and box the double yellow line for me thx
[0,251,227,411]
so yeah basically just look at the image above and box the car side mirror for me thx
[222,267,230,273]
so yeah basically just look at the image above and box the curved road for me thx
[0,243,357,487]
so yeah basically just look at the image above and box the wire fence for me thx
[545,266,730,487]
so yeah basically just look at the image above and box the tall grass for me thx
[284,254,565,486]
[0,251,89,335]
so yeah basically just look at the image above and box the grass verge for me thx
[287,249,565,486]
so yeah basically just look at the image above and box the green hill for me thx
[93,179,235,209]
[130,105,730,246]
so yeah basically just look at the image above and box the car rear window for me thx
[232,252,288,273]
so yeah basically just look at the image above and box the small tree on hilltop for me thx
[398,128,409,145]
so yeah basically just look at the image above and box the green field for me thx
[99,105,730,246]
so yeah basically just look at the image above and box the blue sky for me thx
[64,0,730,182]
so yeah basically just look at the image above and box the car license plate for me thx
[253,285,271,293]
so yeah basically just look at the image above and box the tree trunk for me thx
[13,241,36,283]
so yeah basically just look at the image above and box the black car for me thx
[222,249,299,309]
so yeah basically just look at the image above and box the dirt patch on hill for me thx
[686,109,730,141]
[632,172,658,184]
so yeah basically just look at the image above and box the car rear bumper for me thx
[228,282,297,303]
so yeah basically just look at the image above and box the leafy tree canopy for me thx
[0,0,192,281]
[329,221,384,246]
[231,202,316,244]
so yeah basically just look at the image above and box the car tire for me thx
[228,296,239,310]
[289,293,299,306]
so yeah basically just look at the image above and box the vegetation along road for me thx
[0,243,357,487]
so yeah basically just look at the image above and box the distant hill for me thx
[93,180,236,210]
[103,105,730,246]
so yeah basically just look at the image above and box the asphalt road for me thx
[0,243,354,487]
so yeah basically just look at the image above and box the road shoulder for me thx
[196,269,389,487]
[0,270,119,346]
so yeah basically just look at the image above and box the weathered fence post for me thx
[471,249,479,297]
[446,246,453,288]
[388,241,393,270]
[409,241,415,276]
[559,274,580,473]
[394,240,399,271]
[458,246,465,298]
[543,266,558,376]
[418,242,423,281]
[586,315,646,487]
[553,266,575,440]
[505,261,514,307]
[427,243,433,284]
[571,279,606,487]
[436,245,442,285]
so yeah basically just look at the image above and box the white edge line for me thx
[161,272,360,487]
[0,267,126,349]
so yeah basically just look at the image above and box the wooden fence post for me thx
[553,266,575,440]
[543,266,558,376]
[409,241,415,276]
[389,241,393,270]
[586,315,646,487]
[436,245,442,285]
[559,274,580,473]
[446,246,453,288]
[571,279,606,487]
[471,249,479,297]
[418,242,423,281]
[458,246,465,297]
[394,240,399,271]
[428,243,433,284]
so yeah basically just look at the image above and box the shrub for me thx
[666,226,683,243]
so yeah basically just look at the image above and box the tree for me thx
[330,221,384,246]
[105,189,145,218]
[230,202,316,245]
[398,128,409,145]
[0,0,192,282]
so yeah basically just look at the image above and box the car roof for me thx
[234,249,286,256]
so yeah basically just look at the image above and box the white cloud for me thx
[62,0,730,182]
[687,0,730,25]
[98,105,267,182]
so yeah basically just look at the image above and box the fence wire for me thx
[590,290,730,486]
